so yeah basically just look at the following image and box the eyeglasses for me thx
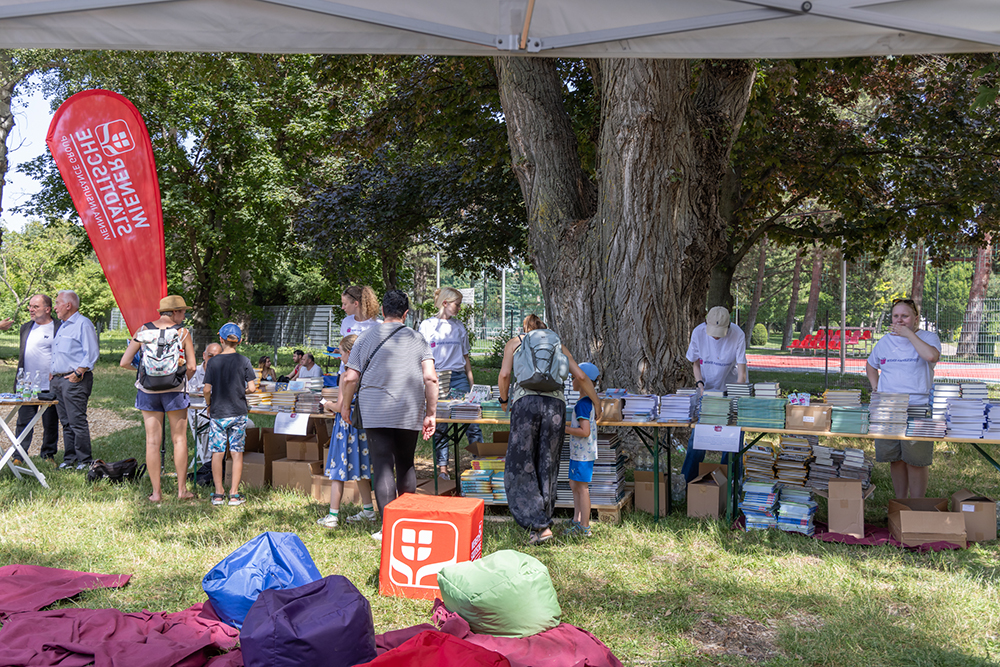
[892,298,916,306]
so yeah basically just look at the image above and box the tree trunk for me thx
[495,57,755,392]
[800,244,824,338]
[957,235,992,357]
[781,248,805,350]
[743,236,767,347]
[911,242,926,310]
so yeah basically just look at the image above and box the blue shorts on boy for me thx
[569,396,598,481]
[568,459,594,482]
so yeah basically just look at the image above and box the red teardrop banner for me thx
[46,89,167,335]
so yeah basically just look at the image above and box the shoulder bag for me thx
[351,325,405,430]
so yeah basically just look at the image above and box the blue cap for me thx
[578,362,600,381]
[218,322,242,343]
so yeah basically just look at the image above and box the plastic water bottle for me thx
[31,371,40,399]
[15,369,24,400]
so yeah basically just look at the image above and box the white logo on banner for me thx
[389,518,459,588]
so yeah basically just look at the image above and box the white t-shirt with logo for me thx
[867,329,942,405]
[339,315,381,372]
[418,317,471,372]
[686,322,747,392]
[23,321,55,391]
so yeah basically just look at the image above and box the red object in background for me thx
[46,89,166,334]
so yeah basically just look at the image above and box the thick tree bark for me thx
[957,234,992,357]
[781,248,805,350]
[911,242,926,310]
[495,57,755,392]
[743,236,767,347]
[800,244,824,338]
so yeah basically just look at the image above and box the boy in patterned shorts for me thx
[204,323,257,506]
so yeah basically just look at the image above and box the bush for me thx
[751,323,769,346]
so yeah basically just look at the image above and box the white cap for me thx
[705,306,731,338]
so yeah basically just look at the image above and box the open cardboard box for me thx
[286,435,321,461]
[951,488,997,542]
[687,463,727,519]
[310,475,378,508]
[888,497,966,548]
[272,459,322,493]
[815,479,876,538]
[224,451,267,488]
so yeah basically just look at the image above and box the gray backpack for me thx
[513,329,568,392]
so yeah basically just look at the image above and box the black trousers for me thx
[15,403,61,460]
[365,427,419,518]
[51,373,94,464]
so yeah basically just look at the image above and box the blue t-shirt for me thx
[569,397,598,462]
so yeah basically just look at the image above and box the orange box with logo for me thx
[379,493,485,601]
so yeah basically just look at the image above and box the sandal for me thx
[528,529,555,546]
[210,493,225,506]
[228,493,246,506]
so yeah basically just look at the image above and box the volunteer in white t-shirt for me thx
[681,306,747,482]
[297,353,324,378]
[866,297,941,499]
[419,286,483,478]
[338,285,381,374]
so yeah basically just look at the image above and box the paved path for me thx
[746,353,1000,382]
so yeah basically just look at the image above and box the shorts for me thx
[136,390,189,413]
[209,415,248,453]
[874,439,933,467]
[568,459,594,482]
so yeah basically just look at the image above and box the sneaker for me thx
[316,513,340,529]
[371,530,382,541]
[346,508,378,524]
[438,471,451,481]
[228,494,246,506]
[566,521,592,538]
[210,493,226,506]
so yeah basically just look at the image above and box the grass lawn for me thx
[1,360,999,666]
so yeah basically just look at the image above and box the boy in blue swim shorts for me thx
[566,362,600,537]
[204,323,257,507]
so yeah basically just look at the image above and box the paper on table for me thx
[693,424,742,452]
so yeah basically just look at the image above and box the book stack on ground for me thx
[946,398,986,439]
[753,382,780,399]
[622,394,659,422]
[743,440,777,484]
[807,445,839,491]
[839,448,874,488]
[823,389,862,408]
[868,393,909,436]
[735,397,787,429]
[698,392,731,425]
[557,431,625,506]
[460,469,494,501]
[659,392,697,422]
[776,487,818,536]
[492,470,507,503]
[830,406,869,434]
[774,435,813,487]
[985,403,1000,441]
[740,480,779,531]
[961,382,989,401]
[930,383,961,421]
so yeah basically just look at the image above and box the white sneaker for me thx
[346,508,378,524]
[316,513,339,529]
[371,530,382,541]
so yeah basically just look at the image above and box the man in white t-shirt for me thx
[0,294,61,463]
[297,353,324,378]
[681,306,747,481]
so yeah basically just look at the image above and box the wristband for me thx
[499,397,509,404]
[695,380,704,387]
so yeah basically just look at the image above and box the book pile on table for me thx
[735,397,786,429]
[460,469,494,501]
[740,480,778,530]
[622,394,659,422]
[480,401,505,420]
[839,448,874,487]
[436,400,455,419]
[437,370,452,399]
[823,389,862,407]
[868,393,909,435]
[743,440,777,483]
[450,402,482,420]
[985,403,1000,441]
[270,391,297,412]
[906,415,947,438]
[946,399,986,439]
[295,392,323,414]
[774,435,813,487]
[246,392,266,408]
[753,382,780,398]
[698,392,731,425]
[776,487,817,536]
[659,392,697,422]
[301,377,324,392]
[726,383,752,421]
[930,383,961,421]
[907,404,929,420]
[961,382,989,400]
[321,387,338,401]
[557,431,625,506]
[830,406,869,434]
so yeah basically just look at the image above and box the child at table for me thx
[317,334,376,528]
[565,362,600,537]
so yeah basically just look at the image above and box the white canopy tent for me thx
[0,0,997,58]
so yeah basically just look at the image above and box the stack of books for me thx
[270,391,297,412]
[492,470,507,503]
[823,389,862,407]
[962,382,989,400]
[868,393,909,436]
[776,487,818,536]
[774,435,813,487]
[436,400,455,420]
[946,399,986,439]
[480,401,505,420]
[930,383,961,421]
[698,392,731,425]
[740,481,779,530]
[905,416,947,438]
[907,404,929,420]
[301,377,324,392]
[450,402,482,420]
[246,392,265,408]
[807,445,839,491]
[830,406,869,434]
[659,392,697,422]
[753,382,780,398]
[839,448,874,488]
[985,403,1000,441]
[743,441,777,483]
[294,392,323,414]
[437,370,452,399]
[557,431,625,506]
[735,397,787,429]
[622,395,659,422]
[460,469,494,501]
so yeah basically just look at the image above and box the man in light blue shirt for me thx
[51,290,99,470]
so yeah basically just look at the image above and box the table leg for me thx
[969,442,1000,474]
[0,404,51,489]
[433,423,469,496]
[666,427,672,516]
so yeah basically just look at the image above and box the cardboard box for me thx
[888,497,966,548]
[951,489,997,542]
[417,478,457,496]
[380,494,485,600]
[286,435,320,461]
[272,459,322,493]
[815,479,876,538]
[313,418,331,445]
[240,452,267,488]
[634,470,667,515]
[784,405,832,432]
[466,442,508,457]
[492,431,509,443]
[244,427,262,453]
[687,463,728,519]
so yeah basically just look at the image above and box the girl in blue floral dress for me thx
[317,335,376,528]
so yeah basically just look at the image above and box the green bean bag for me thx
[436,550,561,638]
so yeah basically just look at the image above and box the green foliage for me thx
[750,322,769,346]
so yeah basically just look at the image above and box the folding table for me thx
[0,399,58,489]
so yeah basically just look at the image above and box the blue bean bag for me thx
[241,575,377,667]
[202,532,322,629]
